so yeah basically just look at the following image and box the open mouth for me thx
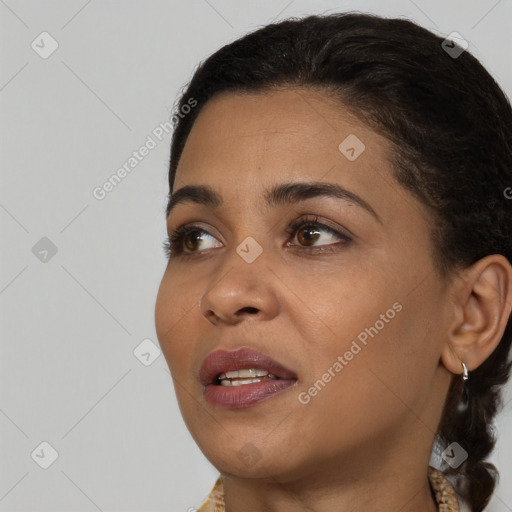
[199,347,297,409]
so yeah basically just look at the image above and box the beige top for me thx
[197,467,460,512]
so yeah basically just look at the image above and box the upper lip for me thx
[199,347,298,386]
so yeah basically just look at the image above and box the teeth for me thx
[220,378,262,386]
[219,368,270,379]
[217,368,278,386]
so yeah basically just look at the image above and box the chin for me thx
[192,427,309,482]
[206,451,298,481]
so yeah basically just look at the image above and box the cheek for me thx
[291,311,429,452]
[155,271,200,373]
[278,260,391,363]
[289,263,438,420]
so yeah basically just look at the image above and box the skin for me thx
[155,88,512,512]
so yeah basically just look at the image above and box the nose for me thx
[199,254,280,326]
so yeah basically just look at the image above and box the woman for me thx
[155,13,512,512]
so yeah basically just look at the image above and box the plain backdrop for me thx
[1,1,511,511]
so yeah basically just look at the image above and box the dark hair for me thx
[166,13,512,512]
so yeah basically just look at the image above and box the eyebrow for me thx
[166,181,381,224]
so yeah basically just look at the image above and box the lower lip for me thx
[203,379,297,409]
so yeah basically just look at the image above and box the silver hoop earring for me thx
[456,362,470,413]
[461,362,469,381]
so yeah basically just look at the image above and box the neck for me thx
[221,444,440,512]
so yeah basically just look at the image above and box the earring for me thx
[456,362,470,413]
[461,362,469,381]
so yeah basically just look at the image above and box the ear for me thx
[441,254,512,376]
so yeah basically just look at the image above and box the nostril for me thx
[237,306,259,315]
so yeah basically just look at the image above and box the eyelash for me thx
[162,215,351,259]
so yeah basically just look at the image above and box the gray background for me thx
[1,1,511,510]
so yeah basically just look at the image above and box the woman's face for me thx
[155,88,453,481]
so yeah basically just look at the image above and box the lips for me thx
[199,347,297,386]
[198,347,298,409]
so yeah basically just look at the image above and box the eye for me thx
[285,215,351,249]
[163,225,222,258]
[163,216,351,259]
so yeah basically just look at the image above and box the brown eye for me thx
[164,225,223,258]
[286,218,351,250]
[296,225,321,246]
[184,231,203,251]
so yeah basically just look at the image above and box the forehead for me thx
[173,88,425,228]
[177,88,383,176]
